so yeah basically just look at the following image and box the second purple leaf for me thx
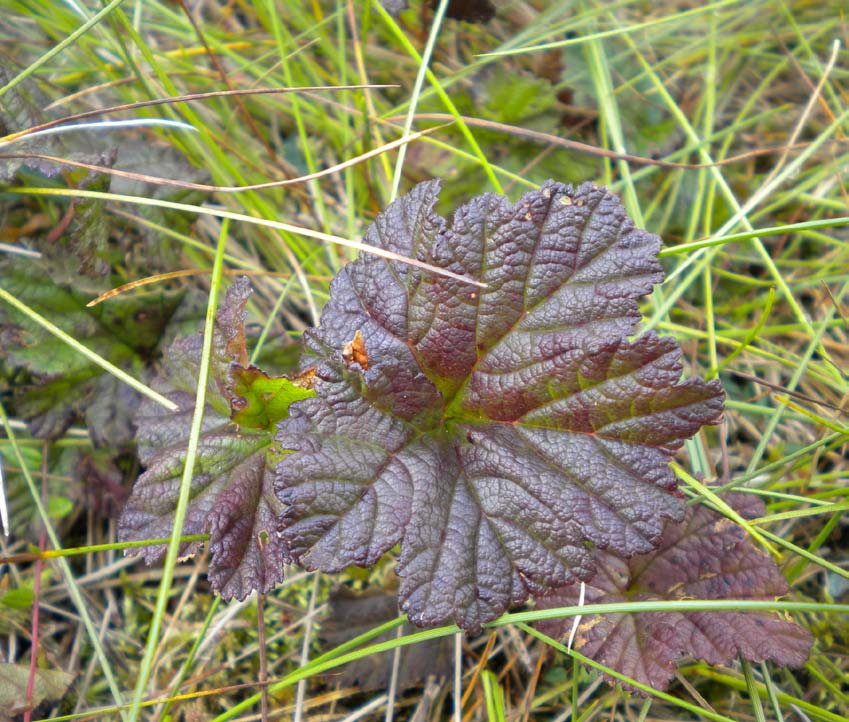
[119,278,314,601]
[536,493,812,691]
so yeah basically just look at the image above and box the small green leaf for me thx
[0,586,35,610]
[229,365,315,430]
[0,570,52,610]
[47,495,73,520]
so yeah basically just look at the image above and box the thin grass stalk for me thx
[126,218,231,722]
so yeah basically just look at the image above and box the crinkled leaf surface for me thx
[379,0,408,16]
[275,180,725,631]
[109,137,209,259]
[536,493,812,690]
[119,278,313,600]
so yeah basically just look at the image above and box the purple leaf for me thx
[536,493,812,691]
[119,278,312,600]
[275,181,725,631]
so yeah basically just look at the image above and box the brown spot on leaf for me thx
[293,367,316,389]
[342,329,369,370]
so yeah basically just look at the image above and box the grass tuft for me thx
[1,1,847,720]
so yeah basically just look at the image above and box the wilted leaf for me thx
[30,167,116,291]
[275,180,724,631]
[536,493,812,691]
[119,278,314,600]
[0,256,188,447]
[321,587,452,691]
[0,662,73,715]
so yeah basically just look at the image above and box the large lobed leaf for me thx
[118,278,313,600]
[536,493,812,690]
[275,181,725,631]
